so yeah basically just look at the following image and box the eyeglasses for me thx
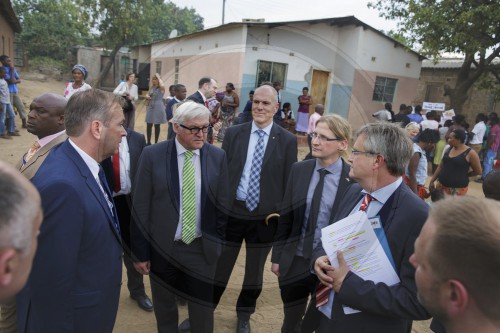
[309,132,342,142]
[351,149,379,156]
[179,124,211,134]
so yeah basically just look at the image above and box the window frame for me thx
[256,60,288,88]
[372,76,398,102]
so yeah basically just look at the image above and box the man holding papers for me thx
[271,115,354,332]
[313,122,430,333]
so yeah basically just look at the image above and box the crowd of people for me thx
[0,66,500,333]
[373,102,500,199]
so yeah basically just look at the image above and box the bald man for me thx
[16,93,67,179]
[1,94,67,333]
[0,161,42,302]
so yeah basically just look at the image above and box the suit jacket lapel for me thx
[379,183,403,231]
[200,145,208,214]
[237,123,252,169]
[20,134,67,172]
[329,159,352,223]
[262,123,280,167]
[62,142,121,241]
[166,140,180,210]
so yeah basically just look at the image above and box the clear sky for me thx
[171,0,399,32]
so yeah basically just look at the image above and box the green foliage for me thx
[368,0,500,59]
[13,0,204,61]
[369,0,500,112]
[13,0,91,61]
[29,56,67,69]
[149,2,204,42]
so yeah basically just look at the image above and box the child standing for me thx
[0,67,18,139]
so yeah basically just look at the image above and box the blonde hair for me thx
[316,114,352,158]
[405,122,420,135]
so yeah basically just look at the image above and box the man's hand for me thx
[134,261,151,275]
[314,256,334,288]
[271,263,280,278]
[328,251,350,292]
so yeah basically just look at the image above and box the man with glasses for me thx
[213,84,297,333]
[312,122,430,333]
[271,114,354,332]
[131,101,229,333]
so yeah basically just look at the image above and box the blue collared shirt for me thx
[236,121,273,201]
[296,158,343,256]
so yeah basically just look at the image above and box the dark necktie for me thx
[303,168,329,259]
[316,193,373,309]
[246,129,265,211]
[98,166,120,233]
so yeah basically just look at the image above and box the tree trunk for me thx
[92,42,124,88]
[444,53,485,114]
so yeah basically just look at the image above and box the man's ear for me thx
[445,279,469,317]
[90,120,102,139]
[0,249,17,287]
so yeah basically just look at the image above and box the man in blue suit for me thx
[16,89,127,333]
[132,101,229,333]
[313,122,430,333]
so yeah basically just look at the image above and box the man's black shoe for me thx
[131,294,153,312]
[236,318,251,333]
[178,318,190,332]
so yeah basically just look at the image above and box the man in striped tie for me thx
[132,101,229,333]
[312,122,430,333]
[1,93,67,333]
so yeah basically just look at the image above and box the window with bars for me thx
[256,60,287,88]
[155,61,162,75]
[372,76,397,102]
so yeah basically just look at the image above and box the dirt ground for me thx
[0,76,485,332]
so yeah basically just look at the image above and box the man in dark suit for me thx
[313,122,430,333]
[187,77,218,145]
[213,84,298,333]
[165,84,187,139]
[16,89,126,333]
[1,93,67,333]
[187,77,218,105]
[271,114,354,333]
[131,101,229,333]
[102,128,151,311]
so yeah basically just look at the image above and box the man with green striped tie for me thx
[132,100,230,333]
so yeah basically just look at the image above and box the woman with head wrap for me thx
[64,64,92,99]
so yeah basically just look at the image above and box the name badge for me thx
[368,216,382,229]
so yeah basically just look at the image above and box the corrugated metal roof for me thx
[140,16,424,60]
[422,59,467,69]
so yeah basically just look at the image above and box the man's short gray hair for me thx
[356,122,413,176]
[65,89,124,137]
[0,170,38,255]
[172,100,210,124]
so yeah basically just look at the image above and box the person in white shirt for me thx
[420,110,440,131]
[113,72,139,130]
[469,113,487,155]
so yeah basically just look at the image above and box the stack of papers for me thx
[321,210,400,314]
